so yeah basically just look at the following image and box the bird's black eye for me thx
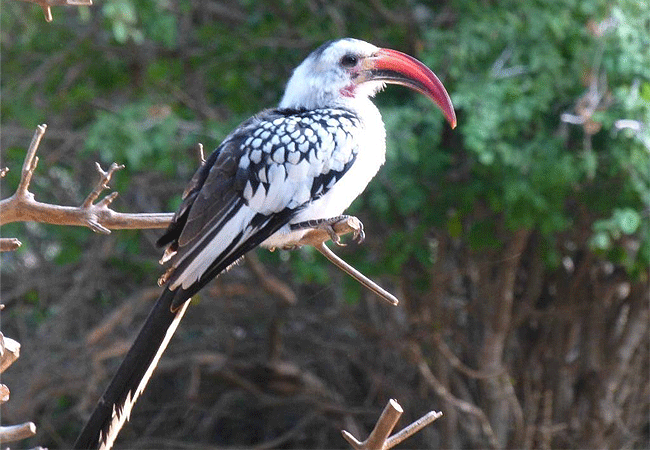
[340,54,359,68]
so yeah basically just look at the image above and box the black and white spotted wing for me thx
[157,107,361,308]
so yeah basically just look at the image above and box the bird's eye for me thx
[340,54,359,68]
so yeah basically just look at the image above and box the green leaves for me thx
[103,0,143,44]
[363,0,650,276]
[84,103,181,173]
[591,208,642,247]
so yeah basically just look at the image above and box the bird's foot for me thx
[291,215,365,246]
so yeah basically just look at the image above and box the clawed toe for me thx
[291,215,365,246]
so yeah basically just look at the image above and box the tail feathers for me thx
[74,288,190,450]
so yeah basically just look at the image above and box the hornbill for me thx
[74,38,456,449]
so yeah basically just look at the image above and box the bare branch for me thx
[0,422,37,443]
[16,0,93,23]
[2,127,399,312]
[433,332,505,379]
[18,123,47,194]
[0,384,9,403]
[386,410,443,448]
[246,252,297,305]
[342,399,402,450]
[407,342,500,449]
[342,399,442,450]
[315,242,399,306]
[0,125,174,251]
[264,215,400,305]
[0,333,21,373]
[197,143,206,165]
[0,238,22,252]
[82,162,124,208]
[0,332,38,443]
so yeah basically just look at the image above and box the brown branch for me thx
[387,409,443,448]
[0,124,174,251]
[17,0,93,23]
[0,332,21,373]
[246,252,297,305]
[407,342,500,449]
[0,332,38,444]
[0,238,22,252]
[315,242,399,306]
[85,287,161,346]
[341,399,442,450]
[261,215,400,305]
[0,384,9,404]
[432,332,505,380]
[0,422,37,443]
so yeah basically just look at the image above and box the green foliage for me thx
[84,102,183,173]
[365,0,650,277]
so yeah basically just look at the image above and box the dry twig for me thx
[0,384,10,403]
[246,252,297,305]
[432,332,505,379]
[290,217,399,305]
[0,124,174,251]
[0,332,21,373]
[17,0,93,23]
[0,422,37,443]
[0,238,22,252]
[407,342,500,449]
[315,242,399,306]
[0,332,38,443]
[341,399,442,450]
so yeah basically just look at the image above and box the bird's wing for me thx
[159,108,361,306]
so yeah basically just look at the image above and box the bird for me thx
[74,37,456,449]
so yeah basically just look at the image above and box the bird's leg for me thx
[290,215,365,246]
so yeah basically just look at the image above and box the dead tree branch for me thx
[341,399,442,450]
[0,330,38,444]
[0,332,21,373]
[246,252,297,305]
[432,332,505,380]
[407,342,500,449]
[315,242,399,306]
[0,422,37,443]
[0,238,22,252]
[0,124,174,251]
[17,0,93,23]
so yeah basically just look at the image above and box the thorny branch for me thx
[341,399,442,450]
[17,0,93,23]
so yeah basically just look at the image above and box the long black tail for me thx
[74,288,189,450]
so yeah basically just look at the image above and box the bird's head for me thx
[279,38,456,128]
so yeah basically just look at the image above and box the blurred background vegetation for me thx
[1,0,648,448]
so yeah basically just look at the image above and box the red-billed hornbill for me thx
[75,38,456,449]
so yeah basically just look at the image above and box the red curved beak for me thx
[368,48,456,129]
